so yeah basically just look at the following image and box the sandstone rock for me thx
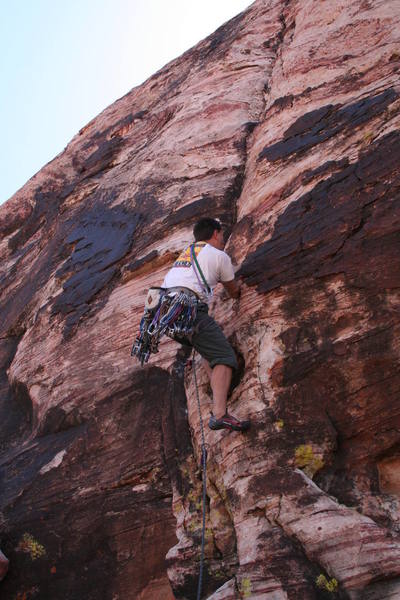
[0,549,9,581]
[1,0,400,598]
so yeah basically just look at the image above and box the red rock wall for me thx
[1,1,400,598]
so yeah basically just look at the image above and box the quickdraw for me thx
[131,289,198,365]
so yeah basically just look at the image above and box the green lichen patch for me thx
[213,569,226,579]
[316,574,338,593]
[187,489,202,511]
[17,533,46,560]
[173,499,184,515]
[295,444,324,477]
[362,131,374,145]
[187,518,202,533]
[240,577,252,598]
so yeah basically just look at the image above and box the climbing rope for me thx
[192,351,207,600]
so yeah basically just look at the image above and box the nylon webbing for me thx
[190,244,211,297]
[192,350,207,600]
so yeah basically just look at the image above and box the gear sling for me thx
[131,243,210,365]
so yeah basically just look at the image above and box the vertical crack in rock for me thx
[163,349,239,598]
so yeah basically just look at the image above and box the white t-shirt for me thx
[162,242,235,302]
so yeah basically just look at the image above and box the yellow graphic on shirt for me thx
[173,242,206,268]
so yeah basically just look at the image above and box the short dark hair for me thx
[193,218,222,241]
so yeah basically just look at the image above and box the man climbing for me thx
[162,217,250,432]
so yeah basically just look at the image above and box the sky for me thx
[0,0,252,206]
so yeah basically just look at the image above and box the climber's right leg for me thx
[191,306,250,432]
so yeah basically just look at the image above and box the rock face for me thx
[1,0,400,598]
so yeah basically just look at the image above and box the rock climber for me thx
[162,217,250,432]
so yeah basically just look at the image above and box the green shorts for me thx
[175,304,238,370]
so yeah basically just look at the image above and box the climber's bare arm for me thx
[222,279,241,299]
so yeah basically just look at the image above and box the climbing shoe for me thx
[208,412,250,432]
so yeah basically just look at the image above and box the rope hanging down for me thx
[192,351,207,600]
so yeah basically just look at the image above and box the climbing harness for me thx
[131,287,198,365]
[192,351,208,600]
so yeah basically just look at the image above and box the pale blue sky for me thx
[0,0,251,205]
